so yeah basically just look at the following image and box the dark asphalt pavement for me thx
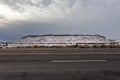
[0,53,120,80]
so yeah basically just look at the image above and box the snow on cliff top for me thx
[18,34,109,44]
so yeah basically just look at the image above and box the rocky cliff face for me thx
[18,34,107,44]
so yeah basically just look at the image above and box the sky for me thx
[0,0,120,41]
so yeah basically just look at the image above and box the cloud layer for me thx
[1,0,119,24]
[0,0,120,40]
[0,0,75,25]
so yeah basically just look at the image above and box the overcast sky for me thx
[0,0,120,41]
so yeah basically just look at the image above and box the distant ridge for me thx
[1,34,120,48]
[21,34,105,39]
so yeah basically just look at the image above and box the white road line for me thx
[51,60,107,63]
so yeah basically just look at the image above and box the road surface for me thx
[0,53,120,80]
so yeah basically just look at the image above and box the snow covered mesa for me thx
[2,34,119,48]
[19,34,107,44]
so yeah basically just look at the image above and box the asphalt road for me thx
[0,53,120,80]
[0,54,120,80]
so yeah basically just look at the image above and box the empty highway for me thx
[0,48,120,80]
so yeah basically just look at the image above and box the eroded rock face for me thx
[19,34,107,44]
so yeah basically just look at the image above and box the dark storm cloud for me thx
[0,21,65,40]
[1,17,120,41]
